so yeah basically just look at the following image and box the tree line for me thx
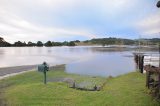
[0,36,159,47]
[84,37,160,46]
[13,41,77,47]
[0,37,78,47]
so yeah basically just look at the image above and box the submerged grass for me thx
[0,65,159,106]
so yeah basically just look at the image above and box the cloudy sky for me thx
[0,0,160,43]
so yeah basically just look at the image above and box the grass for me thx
[0,65,159,106]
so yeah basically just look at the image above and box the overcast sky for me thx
[0,0,160,43]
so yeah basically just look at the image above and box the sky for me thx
[0,0,160,43]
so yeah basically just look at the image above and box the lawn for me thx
[0,65,159,106]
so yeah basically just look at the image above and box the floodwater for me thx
[0,46,138,77]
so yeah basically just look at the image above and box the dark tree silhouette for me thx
[37,41,43,47]
[157,1,160,8]
[74,40,80,43]
[14,41,26,47]
[44,41,52,47]
[28,41,36,47]
[0,37,4,41]
[0,37,11,47]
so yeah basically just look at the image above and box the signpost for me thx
[38,62,49,84]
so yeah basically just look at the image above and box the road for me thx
[0,65,37,79]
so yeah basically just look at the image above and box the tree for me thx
[27,41,36,47]
[74,40,80,43]
[37,41,43,47]
[62,41,69,46]
[0,37,4,42]
[52,42,62,46]
[157,1,160,8]
[68,41,76,46]
[14,41,26,47]
[44,41,52,47]
[0,37,11,47]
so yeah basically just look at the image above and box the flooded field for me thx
[0,46,158,77]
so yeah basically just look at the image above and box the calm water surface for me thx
[0,46,136,77]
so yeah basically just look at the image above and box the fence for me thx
[144,65,160,99]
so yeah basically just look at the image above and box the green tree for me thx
[27,41,36,47]
[44,41,52,47]
[68,41,76,46]
[52,42,62,46]
[62,41,69,46]
[37,41,43,47]
[14,41,26,47]
[0,37,11,47]
[0,37,4,42]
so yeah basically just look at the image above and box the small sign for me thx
[38,64,49,72]
[37,62,49,84]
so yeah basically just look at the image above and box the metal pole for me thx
[159,43,160,68]
[44,71,47,84]
[138,35,141,70]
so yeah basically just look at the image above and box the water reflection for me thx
[0,46,151,77]
[66,51,135,77]
[0,48,4,55]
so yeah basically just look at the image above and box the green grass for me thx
[0,67,159,106]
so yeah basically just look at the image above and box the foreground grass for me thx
[0,67,159,106]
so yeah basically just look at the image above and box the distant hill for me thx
[81,37,160,46]
[0,37,11,47]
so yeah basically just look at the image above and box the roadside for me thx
[0,64,64,80]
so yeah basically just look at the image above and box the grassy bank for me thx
[0,65,159,106]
